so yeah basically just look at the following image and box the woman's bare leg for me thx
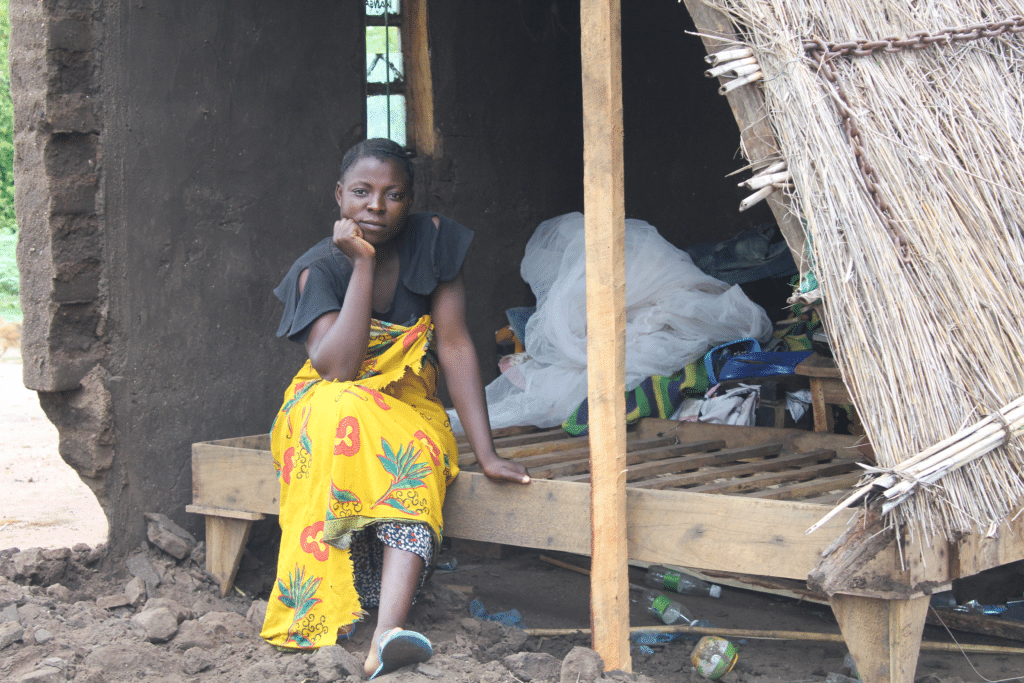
[363,545,425,677]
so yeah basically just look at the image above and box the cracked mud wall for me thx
[11,0,749,557]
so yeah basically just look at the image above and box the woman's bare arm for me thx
[301,219,376,381]
[432,270,530,484]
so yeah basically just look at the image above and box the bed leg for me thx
[829,593,929,683]
[206,516,256,598]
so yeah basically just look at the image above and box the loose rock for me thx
[560,646,604,683]
[45,583,72,603]
[130,607,179,643]
[246,598,267,626]
[504,652,562,682]
[34,628,54,644]
[125,553,161,593]
[96,594,131,611]
[18,666,62,683]
[0,619,25,649]
[0,582,26,608]
[142,597,192,624]
[124,576,146,607]
[144,512,197,560]
[182,646,214,675]
[312,644,364,682]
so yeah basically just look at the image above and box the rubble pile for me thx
[0,537,683,683]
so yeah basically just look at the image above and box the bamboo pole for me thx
[522,625,1024,655]
[581,0,630,672]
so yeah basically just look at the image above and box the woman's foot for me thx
[364,627,432,679]
[363,627,398,678]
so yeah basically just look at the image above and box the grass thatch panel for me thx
[708,0,1024,539]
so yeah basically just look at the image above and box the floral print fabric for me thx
[261,315,459,650]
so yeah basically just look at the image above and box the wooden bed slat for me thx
[461,432,681,467]
[505,434,684,471]
[686,452,852,495]
[624,449,833,490]
[749,471,865,500]
[560,442,784,483]
[456,424,542,447]
[529,439,728,480]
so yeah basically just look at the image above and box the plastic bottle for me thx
[645,565,722,598]
[643,589,694,625]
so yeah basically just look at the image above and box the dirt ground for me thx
[0,352,107,550]
[2,356,1023,683]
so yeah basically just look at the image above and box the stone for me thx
[415,662,445,678]
[312,645,364,682]
[41,658,65,671]
[171,620,214,651]
[198,610,252,635]
[2,604,19,623]
[144,512,197,560]
[17,667,62,683]
[246,598,267,626]
[85,545,107,566]
[560,646,604,683]
[96,594,131,610]
[0,583,26,608]
[283,655,311,679]
[182,647,213,675]
[0,620,25,649]
[72,668,106,683]
[18,602,45,622]
[142,597,192,624]
[45,583,72,603]
[84,644,146,675]
[125,553,161,593]
[191,593,247,617]
[34,628,54,645]
[123,577,146,607]
[460,617,481,635]
[503,652,562,682]
[130,607,178,643]
[11,548,68,585]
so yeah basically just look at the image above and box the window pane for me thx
[366,0,400,16]
[366,27,403,83]
[367,94,406,147]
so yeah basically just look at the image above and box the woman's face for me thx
[335,156,412,246]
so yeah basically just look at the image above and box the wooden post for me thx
[581,0,630,672]
[830,594,930,683]
[403,0,439,157]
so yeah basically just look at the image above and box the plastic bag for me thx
[449,213,773,432]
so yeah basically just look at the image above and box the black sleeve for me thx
[399,213,474,295]
[273,248,351,344]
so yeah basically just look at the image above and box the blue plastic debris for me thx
[468,599,523,628]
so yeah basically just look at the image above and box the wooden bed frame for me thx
[187,418,1024,683]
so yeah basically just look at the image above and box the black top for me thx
[274,212,474,343]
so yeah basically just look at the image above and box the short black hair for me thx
[339,138,414,189]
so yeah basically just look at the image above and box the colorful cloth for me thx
[769,309,821,351]
[261,315,459,650]
[562,363,710,436]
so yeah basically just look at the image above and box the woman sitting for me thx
[262,138,530,678]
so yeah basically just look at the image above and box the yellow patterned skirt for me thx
[261,315,459,649]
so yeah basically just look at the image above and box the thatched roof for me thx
[710,0,1024,540]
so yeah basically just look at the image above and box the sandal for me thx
[369,628,433,679]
